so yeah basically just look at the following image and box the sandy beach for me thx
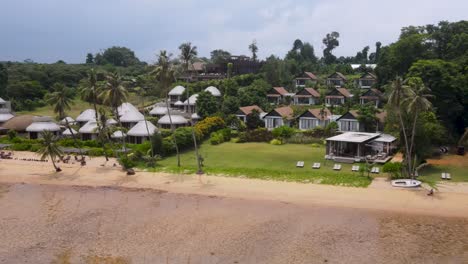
[1,152,468,263]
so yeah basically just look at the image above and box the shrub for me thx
[151,133,163,156]
[218,128,232,141]
[159,129,173,138]
[7,130,17,140]
[81,140,101,148]
[195,116,225,138]
[118,155,136,170]
[272,126,295,139]
[132,141,151,155]
[210,133,223,145]
[87,148,104,156]
[286,133,324,144]
[311,143,322,148]
[161,138,176,156]
[11,143,32,151]
[174,127,196,149]
[270,139,282,145]
[239,128,273,142]
[383,162,403,179]
[29,144,41,152]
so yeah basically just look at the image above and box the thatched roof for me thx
[78,120,98,134]
[0,97,6,103]
[76,109,96,122]
[26,117,61,132]
[2,115,35,131]
[62,127,78,136]
[111,130,126,139]
[150,106,168,116]
[127,121,158,137]
[59,117,75,125]
[205,86,221,96]
[0,113,14,123]
[168,85,186,96]
[118,103,144,122]
[158,114,188,125]
[183,94,199,105]
[106,118,118,126]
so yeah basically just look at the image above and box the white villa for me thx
[62,127,78,137]
[127,120,158,144]
[78,120,99,140]
[168,85,186,106]
[264,106,294,130]
[336,111,362,132]
[0,97,14,126]
[157,114,189,130]
[205,86,221,97]
[298,108,332,130]
[325,88,353,106]
[25,116,61,139]
[149,106,168,117]
[117,103,144,128]
[76,109,96,127]
[183,94,199,113]
[236,105,264,122]
[293,88,320,105]
[59,117,76,126]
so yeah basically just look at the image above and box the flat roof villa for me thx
[325,132,397,163]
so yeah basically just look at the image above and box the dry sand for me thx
[1,152,468,263]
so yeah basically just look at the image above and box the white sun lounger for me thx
[312,162,321,169]
[442,172,451,180]
[333,164,342,171]
[352,165,360,172]
[296,161,304,168]
[371,167,380,174]
[441,173,447,179]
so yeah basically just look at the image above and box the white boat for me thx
[391,179,422,188]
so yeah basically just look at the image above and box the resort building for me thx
[168,86,186,106]
[183,94,199,113]
[297,108,332,130]
[111,131,126,141]
[0,97,14,126]
[157,114,189,130]
[78,120,99,140]
[293,88,321,105]
[325,132,397,163]
[127,120,158,144]
[359,88,383,107]
[25,116,61,139]
[356,72,377,89]
[149,106,168,118]
[59,117,76,126]
[326,72,347,87]
[266,87,293,104]
[117,103,145,128]
[325,88,353,106]
[336,111,362,132]
[1,115,35,136]
[294,72,318,88]
[204,86,222,97]
[236,105,264,122]
[264,106,294,130]
[62,127,78,138]
[76,109,96,127]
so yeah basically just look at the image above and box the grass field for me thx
[419,154,468,183]
[154,142,376,187]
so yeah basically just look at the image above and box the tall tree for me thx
[249,40,259,61]
[97,46,140,67]
[100,72,129,154]
[0,63,8,97]
[153,50,181,167]
[210,49,231,65]
[37,131,64,172]
[86,53,94,64]
[322,31,340,64]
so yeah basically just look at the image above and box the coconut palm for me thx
[45,83,85,163]
[178,43,203,174]
[37,131,63,172]
[403,79,434,176]
[387,77,414,176]
[100,72,129,153]
[153,50,181,167]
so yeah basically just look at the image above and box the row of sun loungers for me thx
[441,172,452,180]
[296,161,379,173]
[16,158,48,162]
[0,152,13,159]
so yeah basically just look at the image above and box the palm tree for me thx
[178,43,203,174]
[403,79,433,177]
[45,83,85,163]
[153,50,181,167]
[134,83,154,158]
[249,40,258,61]
[79,69,110,161]
[387,77,414,177]
[100,72,129,154]
[179,42,198,80]
[37,131,63,172]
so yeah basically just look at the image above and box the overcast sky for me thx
[1,0,467,63]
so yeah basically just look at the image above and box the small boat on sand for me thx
[391,179,422,188]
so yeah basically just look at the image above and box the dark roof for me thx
[359,72,377,80]
[336,111,359,121]
[237,105,264,115]
[303,72,318,80]
[326,88,352,98]
[267,87,289,96]
[299,108,332,120]
[360,88,383,98]
[264,106,294,120]
[294,88,320,98]
[328,72,347,81]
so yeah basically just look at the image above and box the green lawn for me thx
[154,142,375,187]
[419,155,468,183]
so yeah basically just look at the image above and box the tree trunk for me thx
[408,110,419,178]
[50,155,60,172]
[187,90,203,175]
[64,119,85,165]
[166,97,180,167]
[141,93,154,157]
[114,107,128,157]
[93,98,109,162]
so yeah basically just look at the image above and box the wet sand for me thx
[0,183,467,264]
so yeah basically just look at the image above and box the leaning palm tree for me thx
[100,72,129,154]
[153,50,181,167]
[403,79,433,177]
[37,131,64,172]
[387,77,415,177]
[178,42,203,174]
[45,83,85,163]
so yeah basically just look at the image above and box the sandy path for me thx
[1,152,468,218]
